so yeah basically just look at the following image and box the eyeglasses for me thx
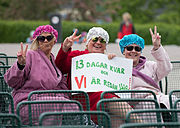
[37,35,54,42]
[125,46,142,52]
[92,37,106,44]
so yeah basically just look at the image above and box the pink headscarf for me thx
[33,25,58,43]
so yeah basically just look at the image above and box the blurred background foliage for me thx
[1,0,180,24]
[0,0,180,44]
[1,20,180,45]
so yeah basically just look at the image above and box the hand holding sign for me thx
[108,53,116,60]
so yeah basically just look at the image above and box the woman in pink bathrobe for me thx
[4,25,79,125]
[119,26,173,122]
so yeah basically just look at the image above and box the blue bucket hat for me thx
[119,34,145,54]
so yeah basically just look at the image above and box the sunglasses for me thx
[125,46,142,52]
[37,35,54,42]
[92,37,106,44]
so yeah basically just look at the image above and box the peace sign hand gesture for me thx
[17,42,28,65]
[62,29,81,52]
[149,26,161,50]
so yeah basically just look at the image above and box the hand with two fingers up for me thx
[62,29,81,53]
[17,42,28,66]
[149,26,161,50]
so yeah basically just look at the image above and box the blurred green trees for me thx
[0,0,180,24]
[106,0,180,24]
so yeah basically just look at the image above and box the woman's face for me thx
[123,15,130,22]
[87,37,106,53]
[123,44,142,67]
[37,32,55,55]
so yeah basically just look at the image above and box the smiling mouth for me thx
[129,53,138,57]
[93,44,102,48]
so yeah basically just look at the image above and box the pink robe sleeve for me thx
[151,45,173,81]
[4,53,31,89]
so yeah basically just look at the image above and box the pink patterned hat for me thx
[33,25,58,43]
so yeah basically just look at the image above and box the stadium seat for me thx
[16,100,83,126]
[174,99,180,110]
[164,61,180,94]
[0,113,21,128]
[120,122,180,128]
[0,65,11,76]
[101,90,157,100]
[0,53,7,56]
[39,111,111,128]
[0,56,17,66]
[0,61,5,66]
[126,109,180,123]
[0,76,12,93]
[169,89,180,108]
[28,90,90,111]
[97,98,159,128]
[0,92,14,113]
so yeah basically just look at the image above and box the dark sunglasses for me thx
[125,46,142,52]
[92,37,106,44]
[37,35,54,42]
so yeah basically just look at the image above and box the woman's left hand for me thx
[108,53,116,60]
[149,26,161,50]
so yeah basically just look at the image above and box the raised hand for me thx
[17,42,28,65]
[149,26,161,50]
[62,29,81,52]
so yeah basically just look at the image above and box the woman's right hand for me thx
[149,26,161,50]
[62,29,81,52]
[17,42,28,65]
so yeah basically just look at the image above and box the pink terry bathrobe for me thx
[131,46,173,109]
[4,49,79,125]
